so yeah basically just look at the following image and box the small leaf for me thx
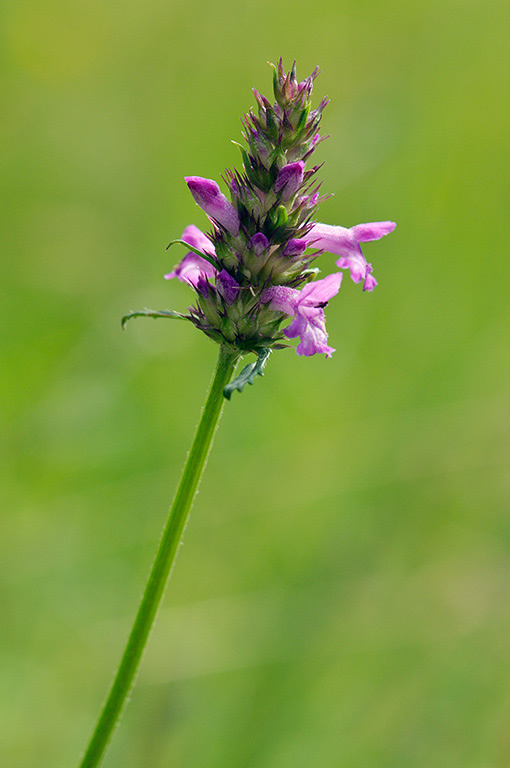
[223,348,272,400]
[165,239,217,268]
[122,309,189,329]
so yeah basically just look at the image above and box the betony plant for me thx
[78,60,396,768]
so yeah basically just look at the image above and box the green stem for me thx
[79,345,240,768]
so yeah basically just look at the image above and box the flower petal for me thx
[180,224,216,256]
[164,225,217,286]
[349,221,396,242]
[274,161,305,201]
[335,251,367,284]
[286,312,335,357]
[298,272,343,305]
[306,222,353,254]
[362,264,378,292]
[260,285,299,316]
[164,252,217,286]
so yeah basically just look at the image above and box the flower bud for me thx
[185,176,240,236]
[249,233,269,255]
[216,269,240,305]
[274,161,305,201]
[282,238,307,258]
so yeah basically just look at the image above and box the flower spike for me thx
[105,61,398,768]
[126,61,396,394]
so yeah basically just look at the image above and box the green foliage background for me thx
[1,0,509,765]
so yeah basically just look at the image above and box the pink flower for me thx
[164,225,217,287]
[307,221,396,290]
[262,273,343,357]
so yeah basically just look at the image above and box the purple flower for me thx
[216,269,240,304]
[185,176,240,236]
[274,161,305,201]
[307,221,396,290]
[164,225,217,287]
[262,273,343,357]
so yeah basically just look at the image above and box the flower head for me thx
[158,60,395,360]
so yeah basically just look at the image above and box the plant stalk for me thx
[79,344,239,768]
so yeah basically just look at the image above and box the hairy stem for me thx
[79,345,240,768]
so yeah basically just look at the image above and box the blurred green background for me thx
[1,0,509,765]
